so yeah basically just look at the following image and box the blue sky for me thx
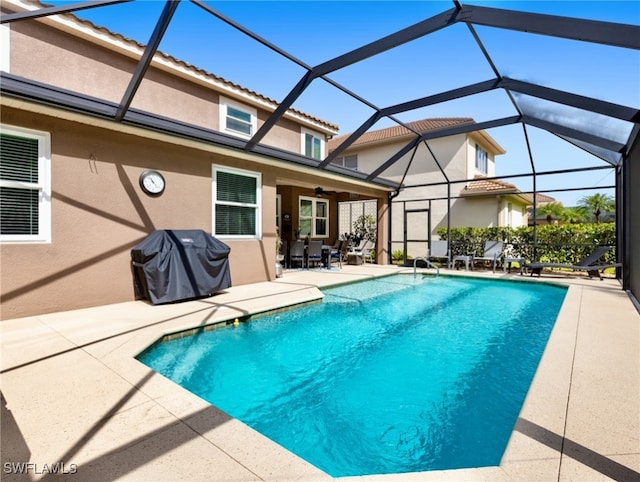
[48,0,639,206]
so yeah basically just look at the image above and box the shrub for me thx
[436,223,616,264]
[392,249,404,261]
[352,214,377,242]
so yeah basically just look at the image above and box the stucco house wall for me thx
[4,7,331,154]
[332,122,514,257]
[0,3,392,319]
[466,132,496,178]
[356,133,468,185]
[499,198,528,227]
[1,106,271,318]
[1,102,391,320]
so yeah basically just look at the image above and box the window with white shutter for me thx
[212,165,261,239]
[0,125,51,243]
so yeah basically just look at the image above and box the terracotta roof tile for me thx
[463,178,550,205]
[463,178,518,194]
[535,193,557,204]
[329,118,474,151]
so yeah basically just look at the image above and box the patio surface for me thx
[1,265,638,481]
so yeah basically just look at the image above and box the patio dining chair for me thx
[289,240,305,269]
[307,240,324,269]
[279,238,288,269]
[329,240,345,269]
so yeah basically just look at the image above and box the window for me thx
[331,154,358,170]
[220,97,256,137]
[1,24,9,72]
[299,196,328,238]
[0,125,51,243]
[212,165,261,238]
[475,144,488,174]
[302,129,324,160]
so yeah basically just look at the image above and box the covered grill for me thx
[131,229,231,304]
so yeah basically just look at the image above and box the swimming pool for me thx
[138,274,567,477]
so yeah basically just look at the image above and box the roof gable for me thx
[329,117,474,152]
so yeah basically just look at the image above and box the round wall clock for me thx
[139,170,165,196]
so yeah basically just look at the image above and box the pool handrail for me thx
[413,257,440,278]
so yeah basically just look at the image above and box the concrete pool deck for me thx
[1,265,638,481]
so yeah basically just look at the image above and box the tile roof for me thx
[328,117,474,151]
[462,177,533,204]
[535,193,557,204]
[28,0,339,132]
[462,177,553,205]
[463,177,518,194]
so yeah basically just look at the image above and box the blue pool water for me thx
[138,274,567,477]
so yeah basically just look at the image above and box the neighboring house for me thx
[328,118,532,257]
[527,193,560,226]
[460,177,533,228]
[0,0,393,319]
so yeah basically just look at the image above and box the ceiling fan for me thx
[314,186,337,197]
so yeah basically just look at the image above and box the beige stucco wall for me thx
[1,11,396,319]
[5,12,327,157]
[452,197,499,228]
[455,195,529,230]
[498,197,528,227]
[359,135,465,256]
[0,108,254,318]
[0,104,391,320]
[7,15,126,102]
[467,132,497,178]
[354,134,467,183]
[348,130,522,257]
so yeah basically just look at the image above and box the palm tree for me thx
[578,193,615,223]
[560,206,588,224]
[536,202,564,224]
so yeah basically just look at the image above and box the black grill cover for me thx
[131,230,231,304]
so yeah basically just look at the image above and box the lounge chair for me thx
[526,245,620,280]
[426,240,450,267]
[473,240,503,272]
[349,238,367,253]
[351,239,374,264]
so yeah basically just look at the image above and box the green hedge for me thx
[436,223,616,264]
